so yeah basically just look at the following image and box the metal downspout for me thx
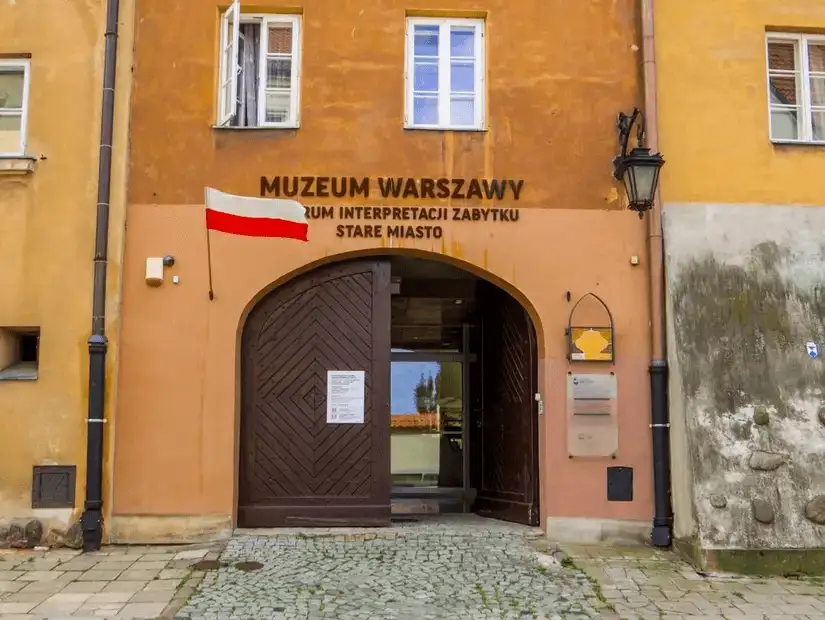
[81,0,121,552]
[641,0,673,547]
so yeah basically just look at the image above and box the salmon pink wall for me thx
[113,207,653,527]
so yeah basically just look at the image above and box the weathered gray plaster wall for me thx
[664,203,825,549]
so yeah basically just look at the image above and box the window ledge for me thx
[404,126,488,133]
[770,139,825,147]
[0,155,36,175]
[0,362,38,382]
[211,124,300,131]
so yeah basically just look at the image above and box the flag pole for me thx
[205,211,215,301]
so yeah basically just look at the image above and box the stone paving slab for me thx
[564,543,825,620]
[0,541,222,619]
[175,516,608,619]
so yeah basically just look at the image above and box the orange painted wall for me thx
[115,0,653,532]
[128,0,640,208]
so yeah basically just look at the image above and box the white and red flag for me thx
[204,187,309,241]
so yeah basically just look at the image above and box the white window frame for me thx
[217,4,302,129]
[404,17,485,131]
[218,0,240,126]
[255,14,301,128]
[0,59,31,157]
[765,32,825,144]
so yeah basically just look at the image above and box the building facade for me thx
[0,1,133,545]
[658,0,825,571]
[112,0,660,543]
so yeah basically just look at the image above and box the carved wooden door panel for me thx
[473,283,539,525]
[239,260,391,527]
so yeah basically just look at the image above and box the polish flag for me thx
[205,187,309,241]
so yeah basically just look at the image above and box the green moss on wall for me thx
[672,241,825,417]
[711,549,825,577]
[671,239,825,549]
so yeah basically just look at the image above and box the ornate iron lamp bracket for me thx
[614,107,646,179]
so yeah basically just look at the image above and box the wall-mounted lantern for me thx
[612,108,665,218]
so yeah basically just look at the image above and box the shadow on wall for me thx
[672,240,825,549]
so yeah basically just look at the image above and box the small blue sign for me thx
[807,342,819,359]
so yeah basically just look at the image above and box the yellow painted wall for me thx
[656,0,825,205]
[0,0,133,541]
[658,0,825,555]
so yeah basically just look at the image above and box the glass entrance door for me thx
[390,360,464,489]
[386,279,476,515]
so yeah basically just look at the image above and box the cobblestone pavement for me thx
[0,542,217,619]
[175,516,607,619]
[4,522,825,619]
[566,544,825,619]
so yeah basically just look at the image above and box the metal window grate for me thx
[606,466,633,502]
[31,465,76,509]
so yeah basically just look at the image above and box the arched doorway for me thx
[238,255,539,528]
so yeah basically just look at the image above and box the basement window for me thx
[217,1,301,129]
[0,327,39,381]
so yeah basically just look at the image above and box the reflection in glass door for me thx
[390,360,463,488]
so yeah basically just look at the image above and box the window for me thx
[766,34,825,143]
[217,1,301,128]
[405,17,485,130]
[0,60,30,156]
[0,327,39,381]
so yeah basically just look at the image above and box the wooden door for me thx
[239,260,392,527]
[473,283,539,525]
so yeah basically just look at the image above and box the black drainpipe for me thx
[650,361,672,547]
[81,0,121,552]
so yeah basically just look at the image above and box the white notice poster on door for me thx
[326,370,365,424]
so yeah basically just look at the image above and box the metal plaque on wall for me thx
[567,373,619,458]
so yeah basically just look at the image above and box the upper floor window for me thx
[766,34,825,143]
[405,17,485,131]
[218,1,301,129]
[0,60,30,156]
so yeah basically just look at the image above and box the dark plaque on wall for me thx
[31,465,76,509]
[606,466,633,502]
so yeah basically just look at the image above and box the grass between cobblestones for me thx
[557,554,617,615]
[172,518,609,619]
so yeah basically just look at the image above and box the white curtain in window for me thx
[235,24,259,127]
